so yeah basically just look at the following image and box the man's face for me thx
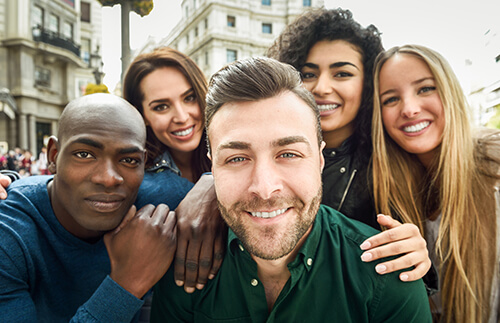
[209,92,325,260]
[49,115,145,241]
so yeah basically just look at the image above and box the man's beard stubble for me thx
[218,186,322,260]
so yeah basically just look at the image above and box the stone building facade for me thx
[158,0,323,79]
[0,0,102,156]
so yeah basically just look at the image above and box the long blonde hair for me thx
[372,45,498,322]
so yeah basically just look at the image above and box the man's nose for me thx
[247,159,283,200]
[92,160,124,187]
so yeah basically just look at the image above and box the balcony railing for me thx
[32,26,80,57]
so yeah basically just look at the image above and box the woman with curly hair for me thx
[372,44,500,322]
[268,8,432,283]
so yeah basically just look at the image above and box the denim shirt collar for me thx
[146,150,181,176]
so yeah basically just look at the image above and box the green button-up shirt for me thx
[151,205,431,322]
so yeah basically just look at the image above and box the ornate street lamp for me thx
[90,46,105,85]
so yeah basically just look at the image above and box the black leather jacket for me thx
[321,136,379,229]
[321,136,438,295]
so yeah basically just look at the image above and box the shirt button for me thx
[162,160,166,164]
[330,151,336,157]
[251,279,258,287]
[340,167,346,173]
[307,258,313,266]
[155,163,160,167]
[239,244,244,252]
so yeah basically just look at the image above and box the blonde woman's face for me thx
[300,40,364,148]
[140,66,204,157]
[378,54,445,168]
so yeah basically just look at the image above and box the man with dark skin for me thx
[0,93,190,321]
[0,99,225,296]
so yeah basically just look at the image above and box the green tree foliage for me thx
[98,0,154,17]
[85,83,110,95]
[486,104,500,129]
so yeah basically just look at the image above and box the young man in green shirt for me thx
[151,57,432,322]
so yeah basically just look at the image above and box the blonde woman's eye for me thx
[419,86,436,94]
[382,97,398,106]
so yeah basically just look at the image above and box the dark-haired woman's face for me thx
[140,66,204,158]
[301,40,364,148]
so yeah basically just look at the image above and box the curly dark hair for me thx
[267,7,383,153]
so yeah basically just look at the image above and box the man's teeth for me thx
[250,208,287,218]
[173,126,194,136]
[318,104,339,111]
[403,121,430,133]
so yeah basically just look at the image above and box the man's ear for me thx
[319,140,326,173]
[47,136,59,174]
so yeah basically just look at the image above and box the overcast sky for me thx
[101,0,500,94]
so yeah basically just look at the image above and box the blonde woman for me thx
[372,44,500,322]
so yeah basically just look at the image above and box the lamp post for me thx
[90,46,105,85]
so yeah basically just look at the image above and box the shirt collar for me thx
[146,150,181,175]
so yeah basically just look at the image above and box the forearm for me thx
[71,276,144,323]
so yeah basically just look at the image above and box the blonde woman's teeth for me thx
[250,208,287,218]
[173,126,194,136]
[403,121,430,133]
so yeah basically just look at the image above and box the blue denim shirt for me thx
[135,150,194,210]
[147,150,181,176]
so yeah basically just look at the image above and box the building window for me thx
[81,1,91,22]
[185,6,189,18]
[81,38,91,65]
[62,21,73,40]
[48,14,59,34]
[262,23,272,34]
[193,0,197,9]
[35,66,51,87]
[205,51,209,65]
[204,18,208,29]
[262,0,271,5]
[227,49,237,63]
[32,5,44,28]
[303,0,311,6]
[194,27,198,37]
[186,34,190,44]
[227,15,235,27]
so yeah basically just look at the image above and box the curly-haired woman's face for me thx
[301,40,364,149]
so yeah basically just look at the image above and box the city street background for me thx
[102,0,500,95]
